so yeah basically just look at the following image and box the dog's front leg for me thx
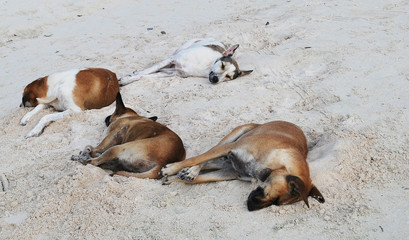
[90,126,129,157]
[71,145,94,163]
[88,145,123,166]
[20,104,47,126]
[26,110,72,138]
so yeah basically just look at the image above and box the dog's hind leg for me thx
[119,58,175,86]
[179,168,238,184]
[141,71,177,78]
[112,165,162,179]
[216,123,260,146]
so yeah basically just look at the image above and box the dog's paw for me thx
[84,145,93,154]
[20,119,28,126]
[26,129,42,138]
[71,147,92,163]
[161,174,169,185]
[177,166,200,182]
[118,74,142,86]
[161,175,180,185]
[160,163,179,177]
[70,154,89,163]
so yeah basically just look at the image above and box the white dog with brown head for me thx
[119,38,252,85]
[20,68,119,138]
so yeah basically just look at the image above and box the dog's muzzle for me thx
[20,101,32,108]
[209,72,219,84]
[247,186,279,211]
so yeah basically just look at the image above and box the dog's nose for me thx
[209,75,219,84]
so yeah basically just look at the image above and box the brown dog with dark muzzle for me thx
[71,93,186,179]
[161,121,324,211]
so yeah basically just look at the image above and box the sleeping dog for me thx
[71,93,186,179]
[20,68,119,138]
[119,38,252,85]
[161,121,324,211]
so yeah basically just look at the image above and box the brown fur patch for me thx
[72,68,119,110]
[22,77,49,107]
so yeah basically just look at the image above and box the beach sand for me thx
[0,0,408,239]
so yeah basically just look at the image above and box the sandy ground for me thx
[1,0,409,239]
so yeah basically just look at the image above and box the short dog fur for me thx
[20,68,119,138]
[161,121,324,211]
[71,93,186,179]
[119,38,252,85]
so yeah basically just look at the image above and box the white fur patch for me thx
[265,149,295,169]
[210,60,237,83]
[229,148,260,178]
[45,69,83,111]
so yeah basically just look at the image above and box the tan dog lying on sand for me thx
[161,121,324,211]
[71,93,186,179]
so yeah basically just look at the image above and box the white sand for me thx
[1,0,408,239]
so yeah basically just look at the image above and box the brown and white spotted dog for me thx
[71,93,186,179]
[20,68,119,138]
[161,121,325,211]
[119,38,252,85]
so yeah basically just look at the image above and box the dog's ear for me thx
[223,44,239,57]
[105,115,112,127]
[257,168,273,182]
[115,92,126,115]
[286,175,309,208]
[149,116,158,121]
[239,70,253,77]
[308,184,325,203]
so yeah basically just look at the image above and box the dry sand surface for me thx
[1,0,409,239]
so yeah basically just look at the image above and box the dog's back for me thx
[243,121,308,159]
[73,68,120,110]
[119,116,186,166]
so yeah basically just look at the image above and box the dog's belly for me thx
[174,48,222,77]
[117,150,157,173]
[228,149,261,178]
[121,159,156,173]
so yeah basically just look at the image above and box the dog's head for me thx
[105,92,157,127]
[209,44,253,84]
[247,170,325,211]
[20,77,47,108]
